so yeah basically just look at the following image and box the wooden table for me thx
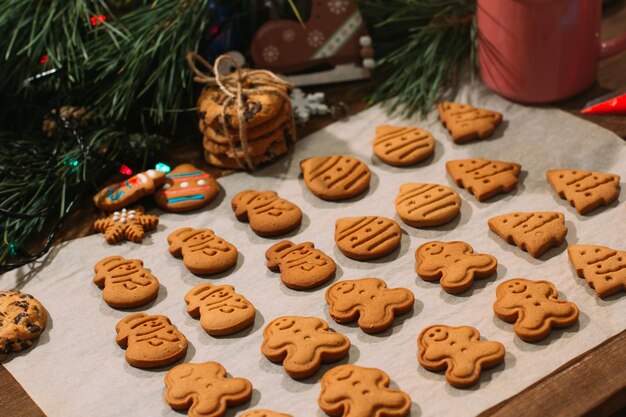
[2,5,625,416]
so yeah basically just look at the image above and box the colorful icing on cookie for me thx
[93,169,166,211]
[154,164,219,212]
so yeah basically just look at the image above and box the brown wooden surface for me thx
[2,4,625,417]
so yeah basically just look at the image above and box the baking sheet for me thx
[3,82,625,417]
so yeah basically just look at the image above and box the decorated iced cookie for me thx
[266,241,336,289]
[168,227,238,275]
[93,169,166,210]
[184,284,256,336]
[93,256,159,308]
[318,365,411,417]
[417,324,505,388]
[165,361,253,417]
[335,216,402,260]
[232,190,302,236]
[116,313,188,368]
[261,316,350,379]
[154,164,219,212]
[300,155,371,201]
[395,183,461,227]
[93,207,159,244]
[568,244,626,298]
[547,169,620,214]
[325,278,414,334]
[0,291,47,361]
[372,125,435,166]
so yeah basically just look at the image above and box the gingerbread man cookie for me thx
[372,125,435,167]
[93,256,159,308]
[0,291,47,361]
[154,164,219,212]
[395,183,461,227]
[168,227,238,275]
[417,325,505,388]
[184,284,256,336]
[93,207,159,244]
[547,169,620,214]
[165,361,253,417]
[116,313,188,368]
[241,411,292,417]
[261,316,350,379]
[318,364,411,417]
[325,278,414,334]
[231,190,302,236]
[446,158,521,201]
[438,101,502,144]
[93,169,166,210]
[568,244,626,298]
[266,241,336,289]
[488,212,567,258]
[335,216,402,260]
[300,155,371,201]
[493,278,579,342]
[415,241,498,294]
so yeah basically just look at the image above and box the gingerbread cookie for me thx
[116,313,188,368]
[241,411,292,417]
[493,278,579,342]
[335,216,402,260]
[415,241,498,294]
[231,190,302,236]
[266,241,336,289]
[165,361,253,417]
[395,183,461,227]
[372,125,435,166]
[417,324,505,388]
[184,284,256,336]
[438,101,503,143]
[547,169,620,214]
[154,164,219,212]
[168,227,238,275]
[325,278,414,334]
[488,212,567,258]
[261,316,350,379]
[300,155,371,201]
[93,207,158,244]
[0,291,47,361]
[446,158,521,201]
[318,365,411,417]
[568,244,626,298]
[93,256,159,308]
[93,169,166,210]
[205,139,290,170]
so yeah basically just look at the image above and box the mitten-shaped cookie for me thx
[372,125,435,167]
[261,316,350,379]
[547,169,620,214]
[241,411,293,417]
[568,244,626,298]
[318,365,411,417]
[395,183,461,227]
[116,313,188,368]
[93,256,159,308]
[493,278,579,342]
[415,241,497,293]
[438,101,502,143]
[168,227,238,275]
[94,207,159,244]
[300,155,371,200]
[488,212,567,258]
[93,169,166,210]
[231,190,302,236]
[335,216,402,260]
[266,241,336,289]
[165,361,253,417]
[446,158,521,201]
[417,325,505,388]
[325,278,414,334]
[184,284,255,336]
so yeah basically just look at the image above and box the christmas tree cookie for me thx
[547,169,620,214]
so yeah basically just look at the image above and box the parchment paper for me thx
[3,82,625,417]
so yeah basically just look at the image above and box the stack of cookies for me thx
[198,79,296,170]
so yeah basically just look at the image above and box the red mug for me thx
[477,0,626,103]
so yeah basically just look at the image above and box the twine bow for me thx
[187,52,296,171]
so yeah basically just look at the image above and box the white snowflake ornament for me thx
[290,88,330,123]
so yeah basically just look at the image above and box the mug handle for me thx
[600,31,626,59]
